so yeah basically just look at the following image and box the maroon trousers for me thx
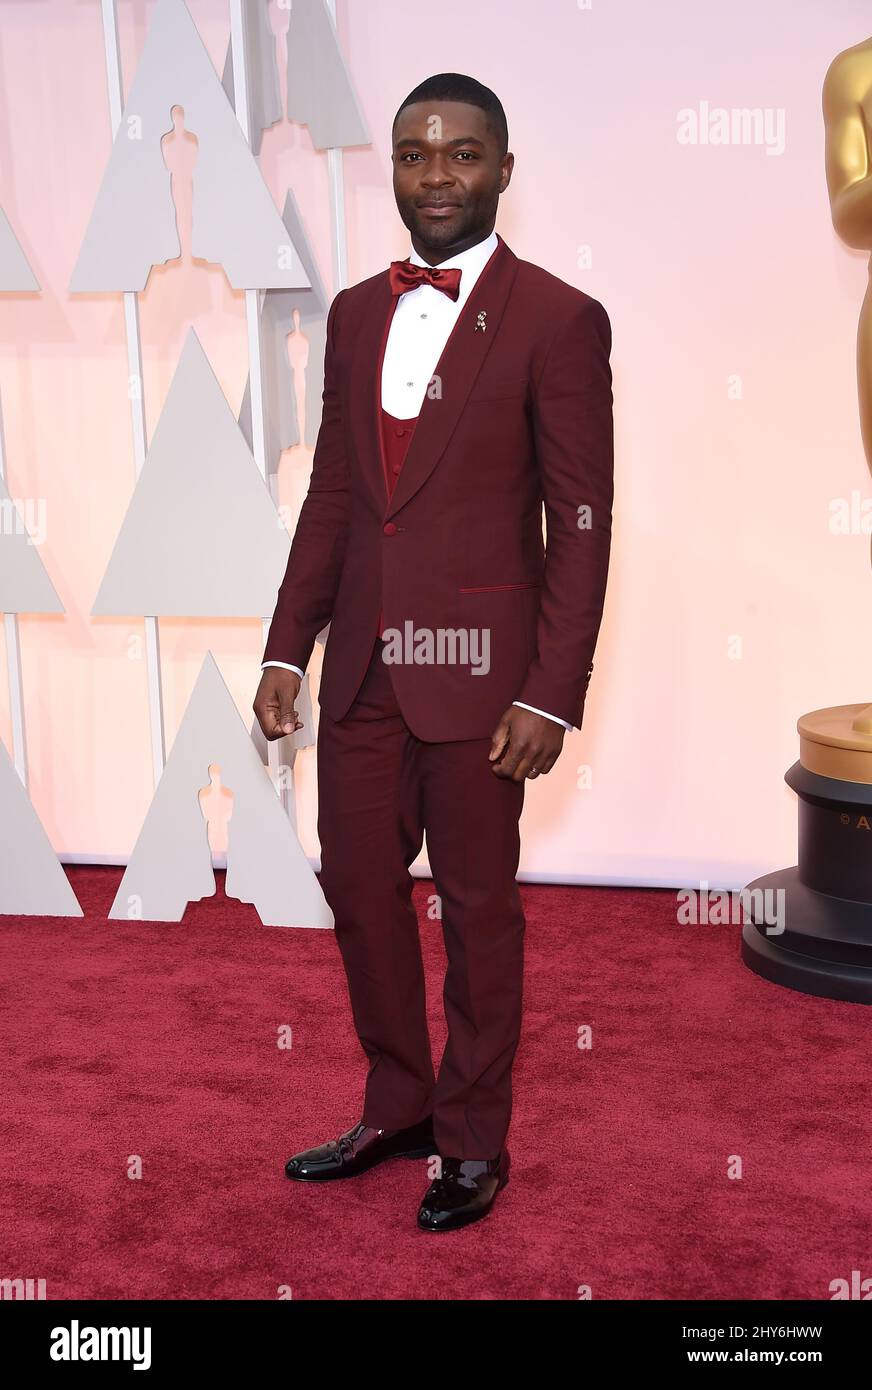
[316,636,526,1159]
[315,405,527,1158]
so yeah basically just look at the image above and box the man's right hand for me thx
[253,668,303,741]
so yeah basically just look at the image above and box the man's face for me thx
[392,100,513,260]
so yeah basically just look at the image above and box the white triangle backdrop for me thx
[92,329,292,618]
[286,0,370,150]
[0,474,64,615]
[221,0,282,157]
[0,206,38,291]
[0,739,83,916]
[238,188,330,466]
[70,0,312,291]
[109,651,333,927]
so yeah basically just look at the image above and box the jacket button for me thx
[383,522,398,536]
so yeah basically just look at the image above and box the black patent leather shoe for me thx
[284,1117,436,1181]
[416,1150,510,1231]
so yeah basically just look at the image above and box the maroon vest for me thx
[376,407,417,635]
[381,407,416,497]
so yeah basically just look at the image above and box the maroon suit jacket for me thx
[262,234,614,742]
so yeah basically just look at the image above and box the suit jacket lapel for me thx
[347,274,397,514]
[347,235,520,520]
[386,236,519,519]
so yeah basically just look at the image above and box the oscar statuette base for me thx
[741,706,872,1005]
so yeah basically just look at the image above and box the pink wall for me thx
[1,0,871,887]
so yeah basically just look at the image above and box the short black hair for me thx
[392,73,508,156]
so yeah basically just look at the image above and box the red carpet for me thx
[1,866,869,1301]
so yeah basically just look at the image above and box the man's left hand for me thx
[488,706,565,782]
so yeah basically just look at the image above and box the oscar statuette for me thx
[742,36,872,1001]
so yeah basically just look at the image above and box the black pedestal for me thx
[741,762,872,1003]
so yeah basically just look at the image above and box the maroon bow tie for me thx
[389,260,462,301]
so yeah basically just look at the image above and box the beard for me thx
[396,190,498,255]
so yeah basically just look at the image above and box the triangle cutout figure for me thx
[0,206,39,291]
[92,328,292,618]
[109,650,333,927]
[286,0,370,150]
[70,0,311,291]
[221,1,282,157]
[0,473,64,614]
[0,738,83,917]
[238,188,330,466]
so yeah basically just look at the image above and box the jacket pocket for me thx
[458,582,541,594]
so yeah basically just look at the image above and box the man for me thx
[253,72,614,1232]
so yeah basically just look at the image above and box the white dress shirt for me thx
[381,229,499,417]
[263,229,571,734]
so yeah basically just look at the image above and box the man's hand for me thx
[489,706,565,782]
[253,668,303,741]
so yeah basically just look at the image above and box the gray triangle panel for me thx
[70,0,311,291]
[92,329,291,618]
[0,475,64,614]
[238,188,330,464]
[0,207,39,291]
[286,0,370,150]
[221,2,282,157]
[0,739,83,916]
[108,652,333,926]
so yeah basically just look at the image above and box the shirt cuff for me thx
[261,661,305,680]
[512,700,572,732]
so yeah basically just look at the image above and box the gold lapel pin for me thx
[475,310,487,333]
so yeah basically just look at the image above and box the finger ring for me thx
[529,766,539,777]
